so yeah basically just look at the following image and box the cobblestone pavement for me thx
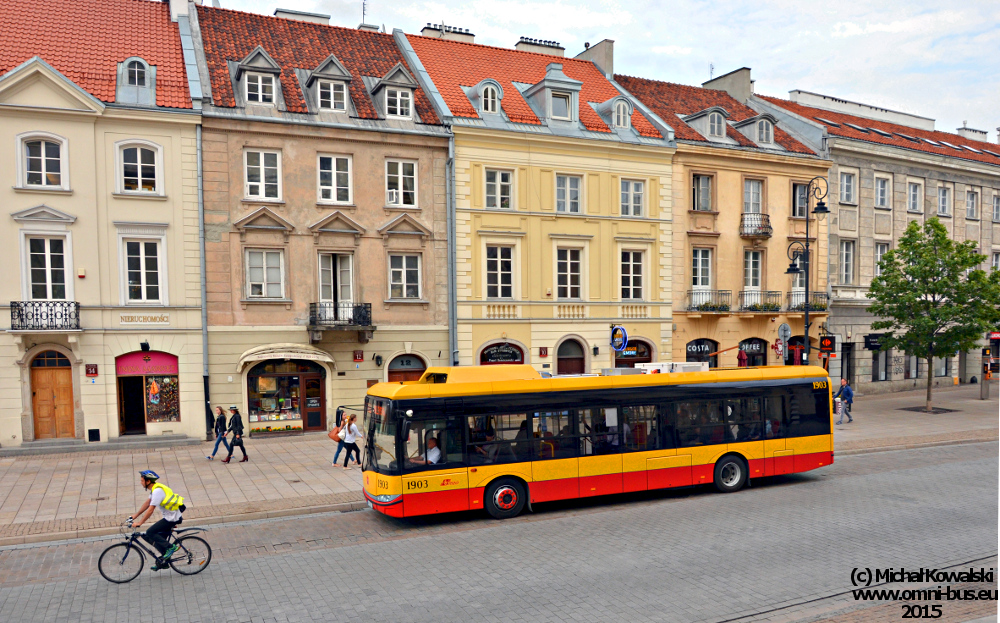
[0,442,995,623]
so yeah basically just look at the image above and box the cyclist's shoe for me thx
[162,543,180,561]
[151,558,168,571]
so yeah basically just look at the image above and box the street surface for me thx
[0,442,995,623]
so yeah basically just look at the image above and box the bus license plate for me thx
[367,500,373,509]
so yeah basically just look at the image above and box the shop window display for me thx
[247,360,325,427]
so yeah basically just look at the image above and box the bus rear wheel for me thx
[484,478,526,519]
[714,455,748,493]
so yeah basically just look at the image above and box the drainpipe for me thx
[197,124,212,439]
[447,134,458,365]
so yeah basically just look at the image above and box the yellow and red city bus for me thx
[361,364,833,519]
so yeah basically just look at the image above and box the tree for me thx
[867,218,1000,412]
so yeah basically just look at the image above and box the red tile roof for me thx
[406,35,661,139]
[196,5,439,124]
[0,0,190,109]
[615,75,814,155]
[759,95,1000,167]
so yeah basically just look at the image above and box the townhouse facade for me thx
[0,0,205,446]
[618,73,832,369]
[400,33,676,373]
[189,4,451,431]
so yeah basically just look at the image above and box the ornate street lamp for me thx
[785,176,829,364]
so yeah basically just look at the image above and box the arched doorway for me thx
[686,338,718,369]
[480,343,524,365]
[739,338,768,367]
[388,354,426,382]
[31,350,74,439]
[247,359,326,431]
[615,340,653,368]
[785,336,806,365]
[556,339,586,375]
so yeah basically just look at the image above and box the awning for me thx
[236,343,336,373]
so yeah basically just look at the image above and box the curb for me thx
[835,435,997,456]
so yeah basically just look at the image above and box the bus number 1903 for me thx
[377,478,389,491]
[406,480,429,491]
[813,381,828,389]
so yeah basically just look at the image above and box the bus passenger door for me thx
[530,411,579,504]
[578,407,623,498]
[763,395,790,476]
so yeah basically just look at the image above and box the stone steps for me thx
[0,434,204,457]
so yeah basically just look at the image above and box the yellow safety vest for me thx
[151,483,185,512]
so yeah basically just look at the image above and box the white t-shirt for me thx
[343,423,361,444]
[150,487,182,522]
[425,446,441,464]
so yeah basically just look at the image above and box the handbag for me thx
[328,425,341,441]
[337,425,348,441]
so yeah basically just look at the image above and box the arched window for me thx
[31,350,71,367]
[482,85,499,114]
[121,145,158,192]
[757,119,773,143]
[709,112,725,137]
[387,354,426,382]
[739,337,768,367]
[556,339,586,375]
[614,101,630,128]
[614,340,652,368]
[22,136,64,187]
[127,60,147,86]
[686,338,718,368]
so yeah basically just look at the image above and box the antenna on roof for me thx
[362,0,367,24]
[710,63,714,80]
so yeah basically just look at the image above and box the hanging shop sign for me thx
[611,325,629,352]
[819,336,835,353]
[863,333,885,351]
[115,351,179,376]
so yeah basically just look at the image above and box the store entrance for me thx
[118,376,147,435]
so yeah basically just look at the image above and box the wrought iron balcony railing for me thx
[308,302,373,328]
[786,291,830,312]
[739,212,773,238]
[738,290,782,312]
[686,290,732,313]
[10,300,81,330]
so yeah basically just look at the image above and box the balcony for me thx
[686,290,732,313]
[738,290,782,312]
[786,291,830,312]
[308,302,375,343]
[739,213,773,239]
[10,301,81,331]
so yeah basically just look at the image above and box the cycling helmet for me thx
[138,470,159,481]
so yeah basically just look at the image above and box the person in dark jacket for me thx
[222,406,248,463]
[834,378,854,424]
[206,406,230,460]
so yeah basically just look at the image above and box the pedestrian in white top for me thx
[341,414,363,470]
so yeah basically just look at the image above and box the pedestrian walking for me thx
[222,405,248,463]
[329,407,346,466]
[834,378,854,424]
[206,406,230,460]
[341,414,363,470]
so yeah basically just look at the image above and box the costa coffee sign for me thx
[115,351,179,376]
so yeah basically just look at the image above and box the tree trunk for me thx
[926,363,934,412]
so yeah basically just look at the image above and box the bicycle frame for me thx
[118,525,208,563]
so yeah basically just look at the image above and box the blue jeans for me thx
[332,440,345,463]
[211,433,230,456]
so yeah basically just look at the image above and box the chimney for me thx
[514,37,564,57]
[168,0,201,22]
[274,8,331,25]
[574,39,613,77]
[955,122,989,142]
[420,23,475,43]
[702,67,754,104]
[357,23,380,32]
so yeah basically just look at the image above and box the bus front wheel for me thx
[484,478,526,519]
[714,455,748,493]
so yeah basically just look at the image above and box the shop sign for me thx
[989,332,1000,340]
[863,333,885,351]
[480,343,524,364]
[819,336,835,353]
[306,397,321,408]
[611,325,629,352]
[115,351,179,376]
[539,347,548,358]
[687,341,714,354]
[119,313,169,325]
[739,340,765,353]
[85,364,98,377]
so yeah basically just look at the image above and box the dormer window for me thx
[614,101,630,129]
[551,93,571,120]
[127,60,146,86]
[386,88,411,119]
[319,81,347,112]
[709,112,725,137]
[482,86,499,114]
[246,73,274,104]
[757,119,773,143]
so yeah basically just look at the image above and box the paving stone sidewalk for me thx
[0,383,995,543]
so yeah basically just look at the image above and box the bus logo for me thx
[441,478,459,487]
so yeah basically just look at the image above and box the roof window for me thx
[939,140,962,150]
[814,117,841,128]
[843,122,869,133]
[923,138,941,146]
[869,128,892,137]
[895,132,919,142]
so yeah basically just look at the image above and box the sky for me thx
[216,0,1000,140]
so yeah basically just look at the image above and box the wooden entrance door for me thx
[31,367,74,439]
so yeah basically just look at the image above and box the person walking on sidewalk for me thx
[207,406,230,460]
[330,407,347,466]
[222,405,248,463]
[130,470,186,571]
[834,378,854,424]
[341,414,363,470]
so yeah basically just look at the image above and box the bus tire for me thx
[714,455,748,493]
[484,478,526,519]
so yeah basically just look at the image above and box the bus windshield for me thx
[364,397,398,474]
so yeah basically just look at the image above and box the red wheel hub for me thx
[494,486,517,510]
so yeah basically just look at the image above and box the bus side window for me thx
[765,395,784,439]
[621,405,661,452]
[467,413,527,464]
[786,387,830,438]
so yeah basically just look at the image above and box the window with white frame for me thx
[967,190,979,219]
[874,177,889,209]
[486,245,513,299]
[386,160,417,206]
[614,101,630,129]
[840,240,855,285]
[938,186,951,215]
[620,180,643,216]
[709,112,725,137]
[692,248,711,288]
[875,242,889,277]
[907,182,922,212]
[621,250,643,300]
[27,237,67,300]
[385,88,411,118]
[245,150,280,199]
[482,86,499,114]
[127,60,146,86]
[246,249,283,298]
[318,155,351,203]
[692,175,712,211]
[556,248,582,299]
[992,252,999,271]
[389,254,420,299]
[556,175,582,213]
[319,253,352,303]
[486,169,512,209]
[318,81,347,112]
[757,119,773,143]
[551,92,571,120]
[840,171,856,203]
[994,195,1000,221]
[743,179,762,213]
[23,138,63,187]
[743,250,761,289]
[121,145,157,193]
[246,73,274,104]
[124,240,161,302]
[793,183,809,218]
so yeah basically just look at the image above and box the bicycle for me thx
[98,518,212,583]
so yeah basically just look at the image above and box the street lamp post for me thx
[785,176,829,365]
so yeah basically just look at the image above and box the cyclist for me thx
[130,470,186,571]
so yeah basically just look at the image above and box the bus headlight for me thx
[373,494,400,503]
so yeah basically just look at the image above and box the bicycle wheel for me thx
[98,543,144,584]
[168,536,212,575]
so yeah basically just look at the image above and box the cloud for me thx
[651,45,693,56]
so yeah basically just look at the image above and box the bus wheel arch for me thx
[713,453,749,493]
[483,476,527,519]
